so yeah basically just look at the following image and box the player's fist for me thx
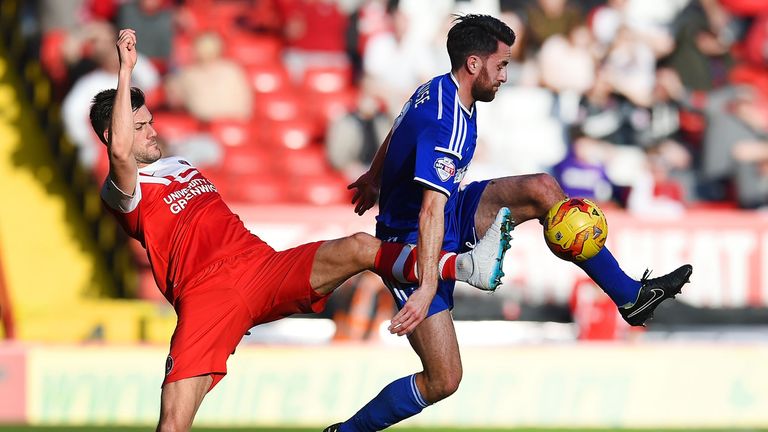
[116,29,138,70]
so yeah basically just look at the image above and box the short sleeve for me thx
[101,172,142,213]
[413,125,461,197]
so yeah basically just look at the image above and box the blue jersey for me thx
[376,73,478,251]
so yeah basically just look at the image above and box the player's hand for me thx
[116,29,138,71]
[348,170,380,215]
[388,286,432,336]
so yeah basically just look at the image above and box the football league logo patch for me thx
[434,157,456,182]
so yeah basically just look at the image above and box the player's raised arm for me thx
[108,29,139,195]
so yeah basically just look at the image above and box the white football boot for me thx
[456,207,513,291]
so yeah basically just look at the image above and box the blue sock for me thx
[576,246,640,307]
[340,374,429,432]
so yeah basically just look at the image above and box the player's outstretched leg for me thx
[472,173,694,326]
[372,207,513,291]
[323,424,342,432]
[310,222,511,297]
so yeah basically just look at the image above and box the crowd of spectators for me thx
[24,0,768,211]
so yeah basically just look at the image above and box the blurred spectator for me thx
[552,133,614,202]
[326,94,390,181]
[602,26,656,107]
[538,24,596,123]
[626,146,687,216]
[665,0,737,91]
[525,0,584,50]
[164,32,253,122]
[117,0,175,72]
[589,0,677,58]
[345,0,396,82]
[538,25,596,95]
[36,0,84,33]
[235,0,285,36]
[729,91,768,208]
[282,0,349,82]
[579,68,649,147]
[362,2,447,116]
[62,21,160,171]
[83,0,120,21]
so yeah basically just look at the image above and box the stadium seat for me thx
[302,65,353,94]
[209,119,255,147]
[276,146,331,177]
[151,112,200,142]
[185,0,250,37]
[253,93,304,122]
[246,64,293,95]
[225,174,290,204]
[290,173,351,205]
[260,119,314,150]
[220,145,275,176]
[225,34,283,67]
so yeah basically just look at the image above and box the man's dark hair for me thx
[446,14,516,72]
[89,87,146,145]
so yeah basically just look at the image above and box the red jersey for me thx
[101,157,264,304]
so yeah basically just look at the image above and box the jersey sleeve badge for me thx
[434,156,456,182]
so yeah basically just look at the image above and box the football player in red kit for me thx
[94,29,513,431]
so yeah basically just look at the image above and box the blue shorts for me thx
[376,180,490,316]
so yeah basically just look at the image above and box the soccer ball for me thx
[543,198,608,262]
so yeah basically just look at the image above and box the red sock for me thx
[374,243,456,283]
[439,253,457,281]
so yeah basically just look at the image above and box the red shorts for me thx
[163,240,328,390]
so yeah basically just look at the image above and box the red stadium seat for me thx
[220,145,275,176]
[290,173,351,205]
[253,93,304,122]
[225,174,289,204]
[225,34,283,67]
[246,64,293,95]
[276,146,331,177]
[185,0,250,36]
[209,119,255,147]
[151,112,200,142]
[260,119,314,150]
[302,65,353,94]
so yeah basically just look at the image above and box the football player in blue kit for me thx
[325,14,693,432]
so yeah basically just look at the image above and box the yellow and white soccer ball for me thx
[543,198,608,262]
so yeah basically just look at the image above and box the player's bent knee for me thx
[430,376,461,402]
[424,371,462,403]
[531,173,565,212]
[349,232,380,265]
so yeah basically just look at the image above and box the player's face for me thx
[471,41,512,103]
[132,105,161,166]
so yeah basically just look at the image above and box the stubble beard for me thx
[471,67,497,103]
[135,146,161,165]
